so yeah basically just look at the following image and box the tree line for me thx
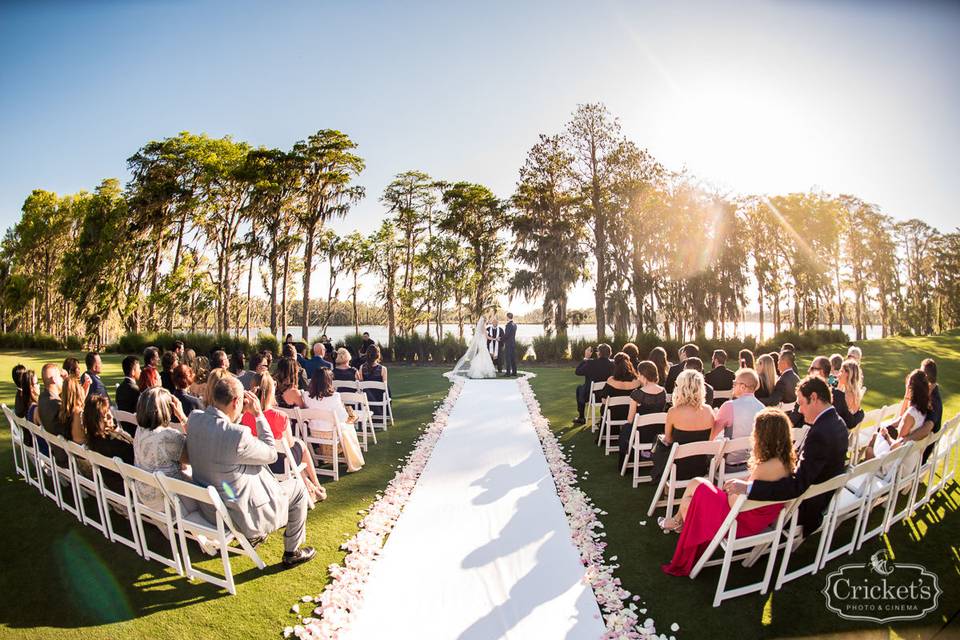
[2,105,957,348]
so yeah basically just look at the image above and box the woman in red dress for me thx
[660,408,796,577]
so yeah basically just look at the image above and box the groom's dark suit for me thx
[503,320,518,376]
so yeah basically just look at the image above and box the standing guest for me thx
[160,351,179,393]
[648,347,670,391]
[360,346,389,421]
[320,335,335,361]
[596,353,642,444]
[187,376,316,566]
[134,387,190,511]
[621,360,667,469]
[172,364,204,418]
[652,370,715,483]
[359,332,375,359]
[301,368,365,472]
[829,354,844,386]
[275,358,305,409]
[210,349,229,371]
[203,368,233,408]
[726,376,848,534]
[755,354,776,401]
[621,343,641,369]
[333,348,361,382]
[13,363,27,418]
[138,364,161,392]
[240,372,326,502]
[712,369,765,467]
[58,375,87,445]
[683,358,714,406]
[738,349,755,371]
[83,395,135,493]
[761,350,799,407]
[664,344,699,394]
[574,344,615,425]
[847,345,862,363]
[660,409,794,572]
[834,359,865,429]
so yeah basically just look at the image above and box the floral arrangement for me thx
[283,379,465,640]
[518,378,658,640]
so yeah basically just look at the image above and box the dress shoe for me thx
[282,546,317,567]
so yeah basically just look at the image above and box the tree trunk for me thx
[301,225,316,341]
[352,272,359,335]
[281,249,289,338]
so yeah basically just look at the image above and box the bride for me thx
[450,317,497,379]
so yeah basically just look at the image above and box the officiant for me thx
[486,318,505,374]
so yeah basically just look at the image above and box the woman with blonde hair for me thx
[755,354,777,401]
[660,409,794,573]
[652,370,715,483]
[332,347,361,382]
[835,359,865,428]
[58,375,87,444]
[203,367,232,407]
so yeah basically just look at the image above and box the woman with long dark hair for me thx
[300,368,364,472]
[648,347,669,390]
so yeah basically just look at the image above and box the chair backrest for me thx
[721,435,753,456]
[334,380,359,394]
[590,381,606,392]
[114,459,169,511]
[156,473,232,530]
[297,407,343,426]
[879,403,900,423]
[790,426,810,448]
[634,412,667,428]
[713,389,733,402]
[275,406,299,421]
[360,380,387,392]
[111,408,139,428]
[673,438,725,460]
[797,468,851,501]
[778,402,795,412]
[3,404,25,443]
[604,396,633,409]
[339,391,365,406]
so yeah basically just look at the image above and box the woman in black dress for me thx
[621,360,667,468]
[361,346,389,421]
[596,353,642,453]
[83,395,134,494]
[333,348,361,382]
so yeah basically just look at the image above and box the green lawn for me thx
[0,335,958,639]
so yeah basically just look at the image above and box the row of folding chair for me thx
[333,380,394,431]
[847,403,901,464]
[683,415,960,607]
[2,404,265,594]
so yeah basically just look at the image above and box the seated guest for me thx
[172,340,185,361]
[19,369,40,424]
[38,363,65,462]
[186,376,315,566]
[182,348,198,372]
[134,387,190,511]
[249,352,269,380]
[829,354,844,386]
[725,376,849,535]
[240,372,326,502]
[652,370,715,482]
[320,335,335,361]
[648,347,670,390]
[705,349,736,394]
[573,343,614,425]
[188,356,210,398]
[597,353,641,450]
[209,349,229,371]
[621,360,667,468]
[172,364,204,418]
[738,349,755,370]
[62,356,81,380]
[835,359,865,430]
[282,344,309,390]
[360,346,389,421]
[160,351,179,392]
[921,358,942,433]
[660,409,795,575]
[664,343,699,394]
[79,352,107,397]
[847,345,862,363]
[301,368,365,472]
[138,364,161,392]
[755,354,777,401]
[298,342,333,381]
[769,351,780,369]
[866,369,930,458]
[230,351,255,390]
[83,394,135,493]
[621,342,641,369]
[761,350,798,407]
[683,357,714,406]
[116,355,141,412]
[808,355,831,380]
[333,348,361,382]
[275,358,305,409]
[203,368,233,407]
[12,363,27,418]
[58,375,87,445]
[808,355,861,429]
[143,346,161,378]
[713,369,765,467]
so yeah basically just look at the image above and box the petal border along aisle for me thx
[283,375,657,640]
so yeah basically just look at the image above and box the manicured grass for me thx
[0,335,958,639]
[0,351,451,640]
[525,332,960,640]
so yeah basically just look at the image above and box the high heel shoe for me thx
[657,515,683,533]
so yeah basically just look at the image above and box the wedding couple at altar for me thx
[451,313,518,379]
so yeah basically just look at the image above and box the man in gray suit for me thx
[503,312,518,376]
[186,376,315,567]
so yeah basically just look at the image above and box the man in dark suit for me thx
[762,350,799,406]
[725,376,848,534]
[704,349,735,393]
[683,357,714,406]
[115,355,141,438]
[664,343,698,393]
[502,313,518,376]
[573,343,614,424]
[80,352,108,397]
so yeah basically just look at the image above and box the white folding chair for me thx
[156,474,266,595]
[296,408,342,481]
[587,381,606,431]
[620,412,667,486]
[848,406,883,464]
[853,442,917,549]
[47,433,81,520]
[774,472,851,590]
[716,436,753,485]
[359,381,392,431]
[690,495,795,607]
[922,414,960,501]
[110,407,140,433]
[712,389,733,405]
[819,456,885,568]
[790,426,810,451]
[114,461,183,573]
[886,435,933,526]
[333,380,360,395]
[778,402,795,412]
[19,419,60,505]
[275,435,315,510]
[84,449,141,554]
[338,391,376,449]
[2,404,29,482]
[64,441,108,534]
[647,439,725,518]
[597,396,633,456]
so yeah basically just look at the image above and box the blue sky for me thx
[1,0,958,308]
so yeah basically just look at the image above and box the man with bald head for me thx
[713,368,765,467]
[186,376,315,567]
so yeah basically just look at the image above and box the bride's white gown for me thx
[451,318,497,379]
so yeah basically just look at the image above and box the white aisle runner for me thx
[344,378,605,640]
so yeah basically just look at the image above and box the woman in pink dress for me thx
[660,408,796,577]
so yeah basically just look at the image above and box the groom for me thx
[486,317,504,374]
[502,313,517,376]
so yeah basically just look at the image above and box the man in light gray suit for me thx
[186,376,315,567]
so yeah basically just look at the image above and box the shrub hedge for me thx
[0,332,83,351]
[109,331,279,357]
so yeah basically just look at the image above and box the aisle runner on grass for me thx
[286,377,654,639]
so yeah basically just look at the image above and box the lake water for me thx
[254,321,881,345]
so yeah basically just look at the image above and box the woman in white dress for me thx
[300,368,365,472]
[133,387,190,511]
[451,317,498,379]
